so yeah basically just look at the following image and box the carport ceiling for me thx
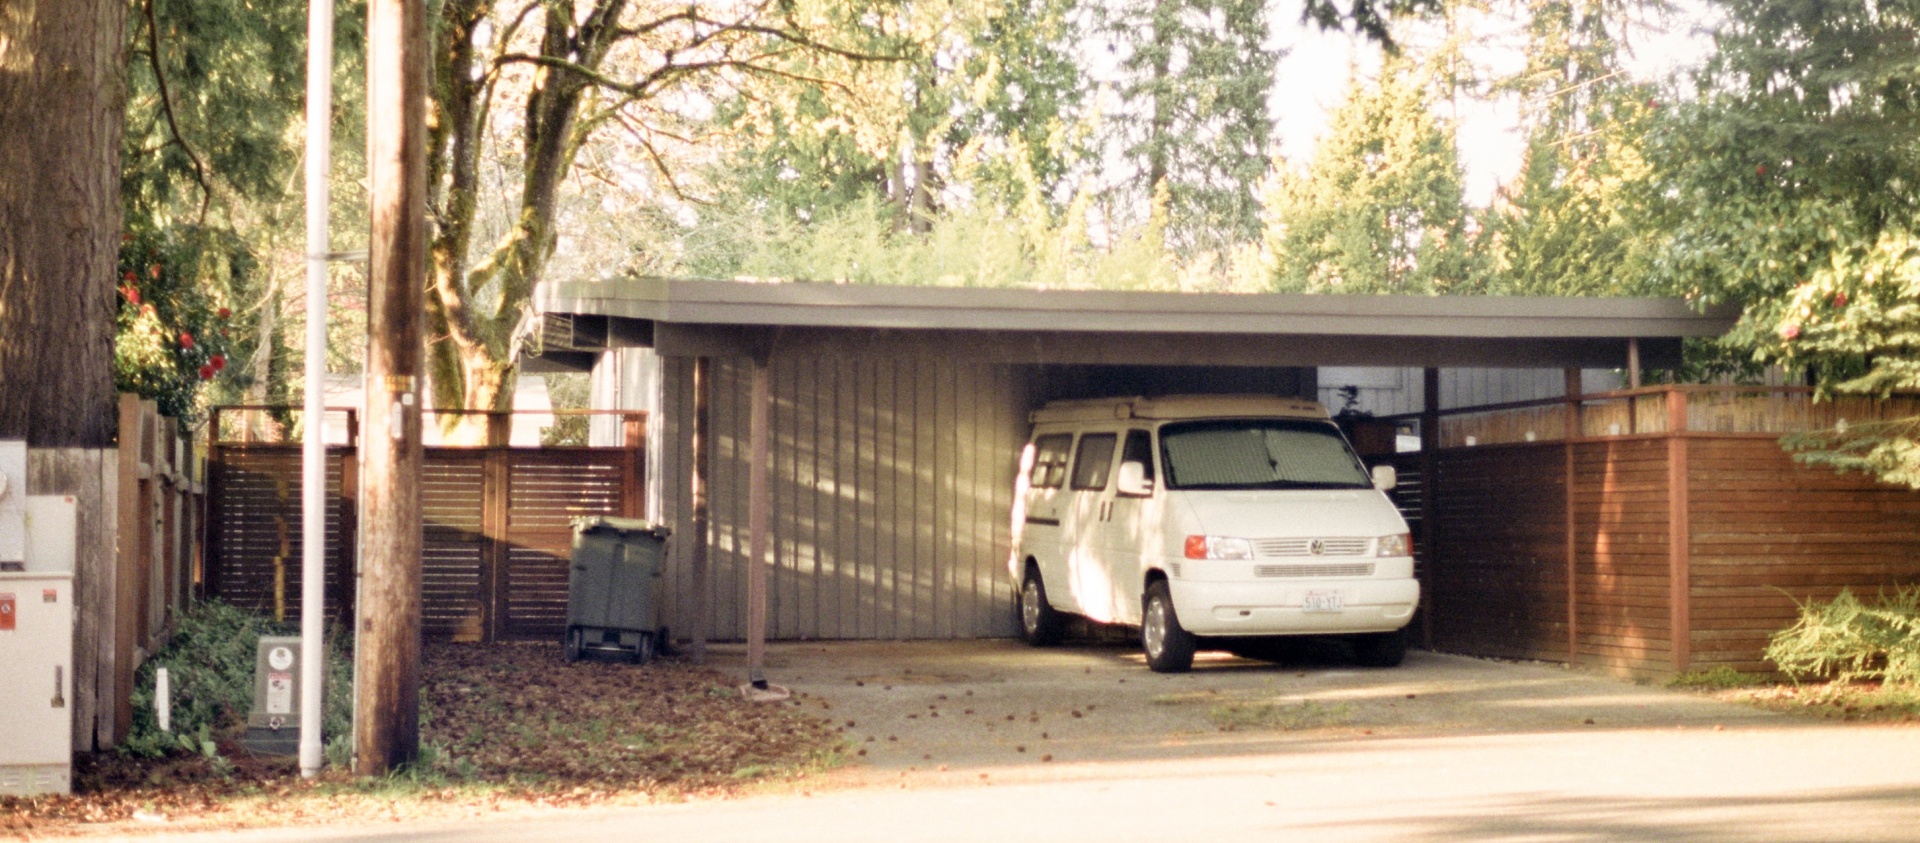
[530,277,1740,371]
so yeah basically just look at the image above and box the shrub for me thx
[1765,587,1920,684]
[125,600,353,759]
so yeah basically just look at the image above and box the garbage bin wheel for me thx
[564,627,583,663]
[631,631,656,665]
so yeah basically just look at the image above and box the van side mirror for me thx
[1371,464,1397,491]
[1116,461,1154,496]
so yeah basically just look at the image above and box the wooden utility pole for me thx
[355,0,428,774]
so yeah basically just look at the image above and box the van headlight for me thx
[1376,533,1411,557]
[1184,535,1253,560]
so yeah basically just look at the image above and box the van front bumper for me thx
[1168,577,1419,636]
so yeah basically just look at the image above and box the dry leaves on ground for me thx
[2,642,843,837]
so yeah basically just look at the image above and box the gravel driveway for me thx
[721,638,1787,787]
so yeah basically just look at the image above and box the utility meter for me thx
[242,636,303,755]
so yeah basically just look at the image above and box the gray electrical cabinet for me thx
[565,517,669,664]
[241,636,303,756]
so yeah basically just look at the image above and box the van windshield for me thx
[1159,419,1372,490]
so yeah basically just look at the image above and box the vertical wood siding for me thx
[658,356,1033,640]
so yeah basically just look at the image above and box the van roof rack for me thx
[1030,394,1329,424]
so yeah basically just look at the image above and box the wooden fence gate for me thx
[203,408,646,642]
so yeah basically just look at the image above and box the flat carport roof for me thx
[529,277,1740,370]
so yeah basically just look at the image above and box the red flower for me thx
[210,354,226,372]
[149,265,161,280]
[216,306,232,319]
[198,364,215,380]
[1756,164,1768,176]
[122,270,137,283]
[1833,292,1849,308]
[120,286,140,305]
[179,331,194,349]
[1781,323,1801,340]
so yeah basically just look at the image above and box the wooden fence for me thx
[203,407,647,643]
[22,395,202,751]
[1386,386,1920,678]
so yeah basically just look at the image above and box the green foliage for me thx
[1668,666,1766,690]
[1643,0,1920,485]
[1766,588,1920,685]
[1484,0,1666,296]
[1261,58,1484,293]
[121,0,369,422]
[113,226,239,424]
[1092,0,1278,256]
[673,190,1243,291]
[124,601,353,761]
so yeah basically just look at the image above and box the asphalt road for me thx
[127,641,1920,843]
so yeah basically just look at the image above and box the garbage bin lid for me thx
[572,515,670,538]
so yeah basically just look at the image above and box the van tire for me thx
[1142,581,1196,673]
[1018,567,1066,646]
[1351,630,1407,667]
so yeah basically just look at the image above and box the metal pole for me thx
[299,0,334,780]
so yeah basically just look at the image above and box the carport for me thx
[531,278,1737,673]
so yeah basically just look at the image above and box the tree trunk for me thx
[0,0,125,447]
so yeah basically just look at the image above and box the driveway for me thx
[742,638,1786,787]
[140,641,1920,842]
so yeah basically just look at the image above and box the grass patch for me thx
[1668,666,1767,690]
[1722,681,1920,723]
[1208,699,1354,732]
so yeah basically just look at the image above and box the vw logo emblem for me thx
[1309,538,1326,556]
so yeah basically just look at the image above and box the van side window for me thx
[1120,429,1155,483]
[1029,434,1073,489]
[1069,433,1117,491]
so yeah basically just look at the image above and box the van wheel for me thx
[1018,567,1066,646]
[1351,630,1407,667]
[564,627,583,663]
[1142,581,1196,673]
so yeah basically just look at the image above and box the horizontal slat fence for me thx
[1390,386,1920,679]
[204,409,644,643]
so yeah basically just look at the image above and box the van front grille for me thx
[1254,537,1370,558]
[1255,563,1375,578]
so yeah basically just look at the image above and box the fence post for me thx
[1666,387,1692,673]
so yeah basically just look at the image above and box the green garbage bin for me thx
[565,516,671,664]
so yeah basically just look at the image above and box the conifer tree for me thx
[1261,58,1483,293]
[1090,0,1277,258]
[1486,0,1662,296]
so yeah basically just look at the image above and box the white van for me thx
[1009,395,1420,672]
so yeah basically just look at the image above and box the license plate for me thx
[1303,590,1344,613]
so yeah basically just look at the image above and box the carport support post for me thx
[1419,368,1439,648]
[746,353,771,688]
[688,357,711,663]
[1563,367,1580,664]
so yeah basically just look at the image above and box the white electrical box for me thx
[0,572,74,795]
[0,440,76,796]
